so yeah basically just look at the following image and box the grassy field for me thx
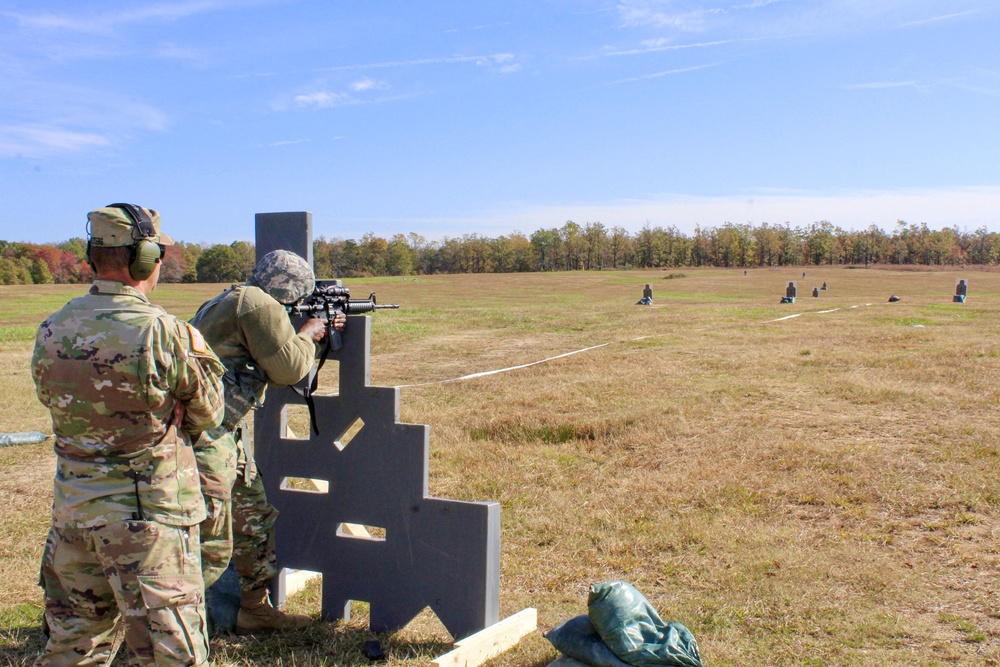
[2,267,1000,666]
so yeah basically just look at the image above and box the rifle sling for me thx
[294,331,333,436]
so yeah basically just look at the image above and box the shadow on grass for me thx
[1,621,454,667]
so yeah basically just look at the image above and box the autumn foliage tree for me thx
[3,220,1000,285]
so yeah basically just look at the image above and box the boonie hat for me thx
[249,250,315,305]
[87,205,174,248]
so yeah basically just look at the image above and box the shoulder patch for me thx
[186,322,208,353]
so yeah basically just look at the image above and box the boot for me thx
[234,587,311,635]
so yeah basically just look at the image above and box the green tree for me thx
[30,257,53,284]
[608,226,631,268]
[406,233,430,274]
[386,234,413,276]
[230,241,256,279]
[180,243,204,282]
[635,224,655,268]
[583,222,607,270]
[59,237,89,261]
[313,237,335,278]
[530,229,561,271]
[360,233,389,275]
[803,221,836,265]
[508,232,535,273]
[487,236,514,273]
[196,244,244,283]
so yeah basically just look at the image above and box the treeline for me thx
[2,221,999,285]
[0,239,255,285]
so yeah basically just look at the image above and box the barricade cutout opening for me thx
[335,417,365,451]
[336,522,387,541]
[280,404,311,440]
[280,477,329,494]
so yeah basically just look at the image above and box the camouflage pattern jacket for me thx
[32,280,226,528]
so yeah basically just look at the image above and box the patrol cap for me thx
[87,205,174,247]
[248,249,315,305]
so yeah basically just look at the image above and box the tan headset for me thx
[86,203,164,280]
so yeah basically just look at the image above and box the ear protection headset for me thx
[86,203,164,280]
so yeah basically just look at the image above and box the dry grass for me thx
[3,267,1000,666]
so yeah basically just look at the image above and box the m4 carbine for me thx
[285,279,399,435]
[286,279,399,347]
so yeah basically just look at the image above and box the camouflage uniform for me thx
[32,206,226,667]
[194,425,237,589]
[190,251,316,602]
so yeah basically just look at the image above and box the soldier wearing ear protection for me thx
[32,204,227,666]
[85,203,172,281]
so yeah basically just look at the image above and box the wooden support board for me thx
[430,608,537,667]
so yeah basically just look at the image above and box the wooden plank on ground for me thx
[430,608,537,667]
[279,568,320,599]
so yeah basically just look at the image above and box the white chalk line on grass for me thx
[396,342,612,388]
[764,303,873,323]
[399,304,877,388]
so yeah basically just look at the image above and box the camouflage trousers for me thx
[231,471,279,593]
[35,520,208,667]
[199,496,233,589]
[196,426,238,589]
[199,427,279,594]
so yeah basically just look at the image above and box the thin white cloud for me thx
[318,53,517,73]
[943,80,1000,98]
[844,81,917,90]
[613,1,994,54]
[616,0,789,31]
[900,10,980,28]
[442,21,513,34]
[0,72,168,158]
[0,125,111,158]
[268,139,306,147]
[613,63,719,84]
[3,0,265,34]
[730,0,793,9]
[278,52,518,112]
[351,78,388,92]
[155,43,205,60]
[606,38,736,56]
[293,91,357,109]
[617,2,723,32]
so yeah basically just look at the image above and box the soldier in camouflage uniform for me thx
[31,205,227,666]
[190,250,345,634]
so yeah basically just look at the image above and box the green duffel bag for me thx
[587,581,705,667]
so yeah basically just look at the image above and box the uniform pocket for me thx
[199,497,233,589]
[137,574,209,666]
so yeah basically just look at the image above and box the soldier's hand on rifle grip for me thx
[330,311,347,333]
[299,318,328,343]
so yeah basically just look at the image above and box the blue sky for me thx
[1,0,998,245]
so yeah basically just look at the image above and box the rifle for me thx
[286,279,399,350]
[285,279,399,434]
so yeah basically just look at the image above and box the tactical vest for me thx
[220,355,269,431]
